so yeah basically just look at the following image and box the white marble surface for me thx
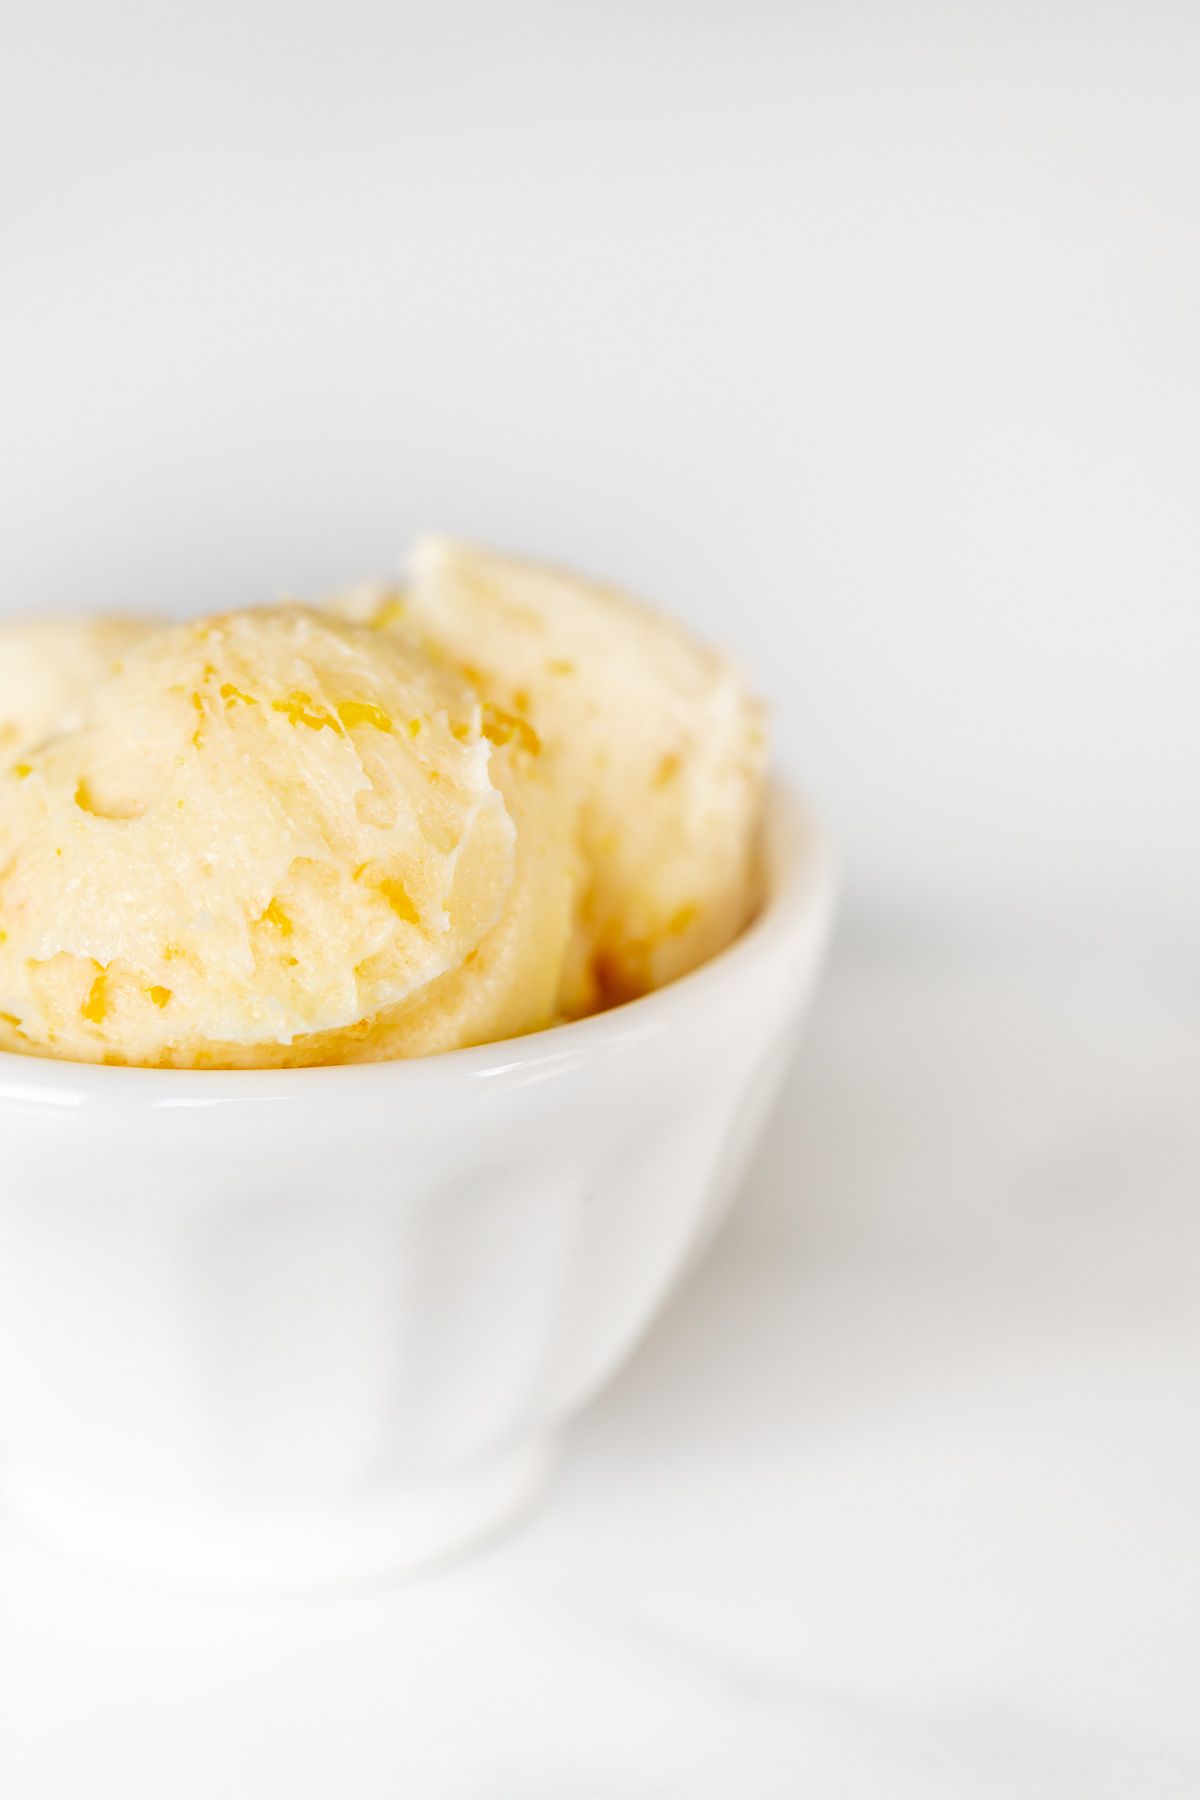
[1,927,1197,1799]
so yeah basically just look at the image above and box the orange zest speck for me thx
[370,596,408,630]
[81,968,109,1025]
[271,691,340,732]
[259,898,294,937]
[377,878,419,925]
[481,702,540,756]
[336,699,394,734]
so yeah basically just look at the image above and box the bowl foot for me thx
[0,1438,559,1593]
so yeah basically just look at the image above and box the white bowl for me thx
[0,787,834,1590]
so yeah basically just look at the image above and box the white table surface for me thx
[1,926,1197,1799]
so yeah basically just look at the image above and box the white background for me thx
[3,0,1196,929]
[2,6,1198,1796]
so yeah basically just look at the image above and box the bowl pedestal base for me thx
[0,1439,559,1593]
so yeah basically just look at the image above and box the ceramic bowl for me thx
[0,786,834,1590]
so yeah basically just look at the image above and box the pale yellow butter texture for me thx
[334,538,768,1011]
[0,617,149,756]
[0,607,567,1066]
[0,544,765,1068]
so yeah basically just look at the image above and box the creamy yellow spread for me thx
[0,543,765,1067]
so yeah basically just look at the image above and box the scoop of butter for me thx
[0,617,149,756]
[0,547,766,1068]
[339,732,578,1061]
[0,607,570,1067]
[334,539,767,1011]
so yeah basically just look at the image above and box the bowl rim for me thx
[0,782,835,1109]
